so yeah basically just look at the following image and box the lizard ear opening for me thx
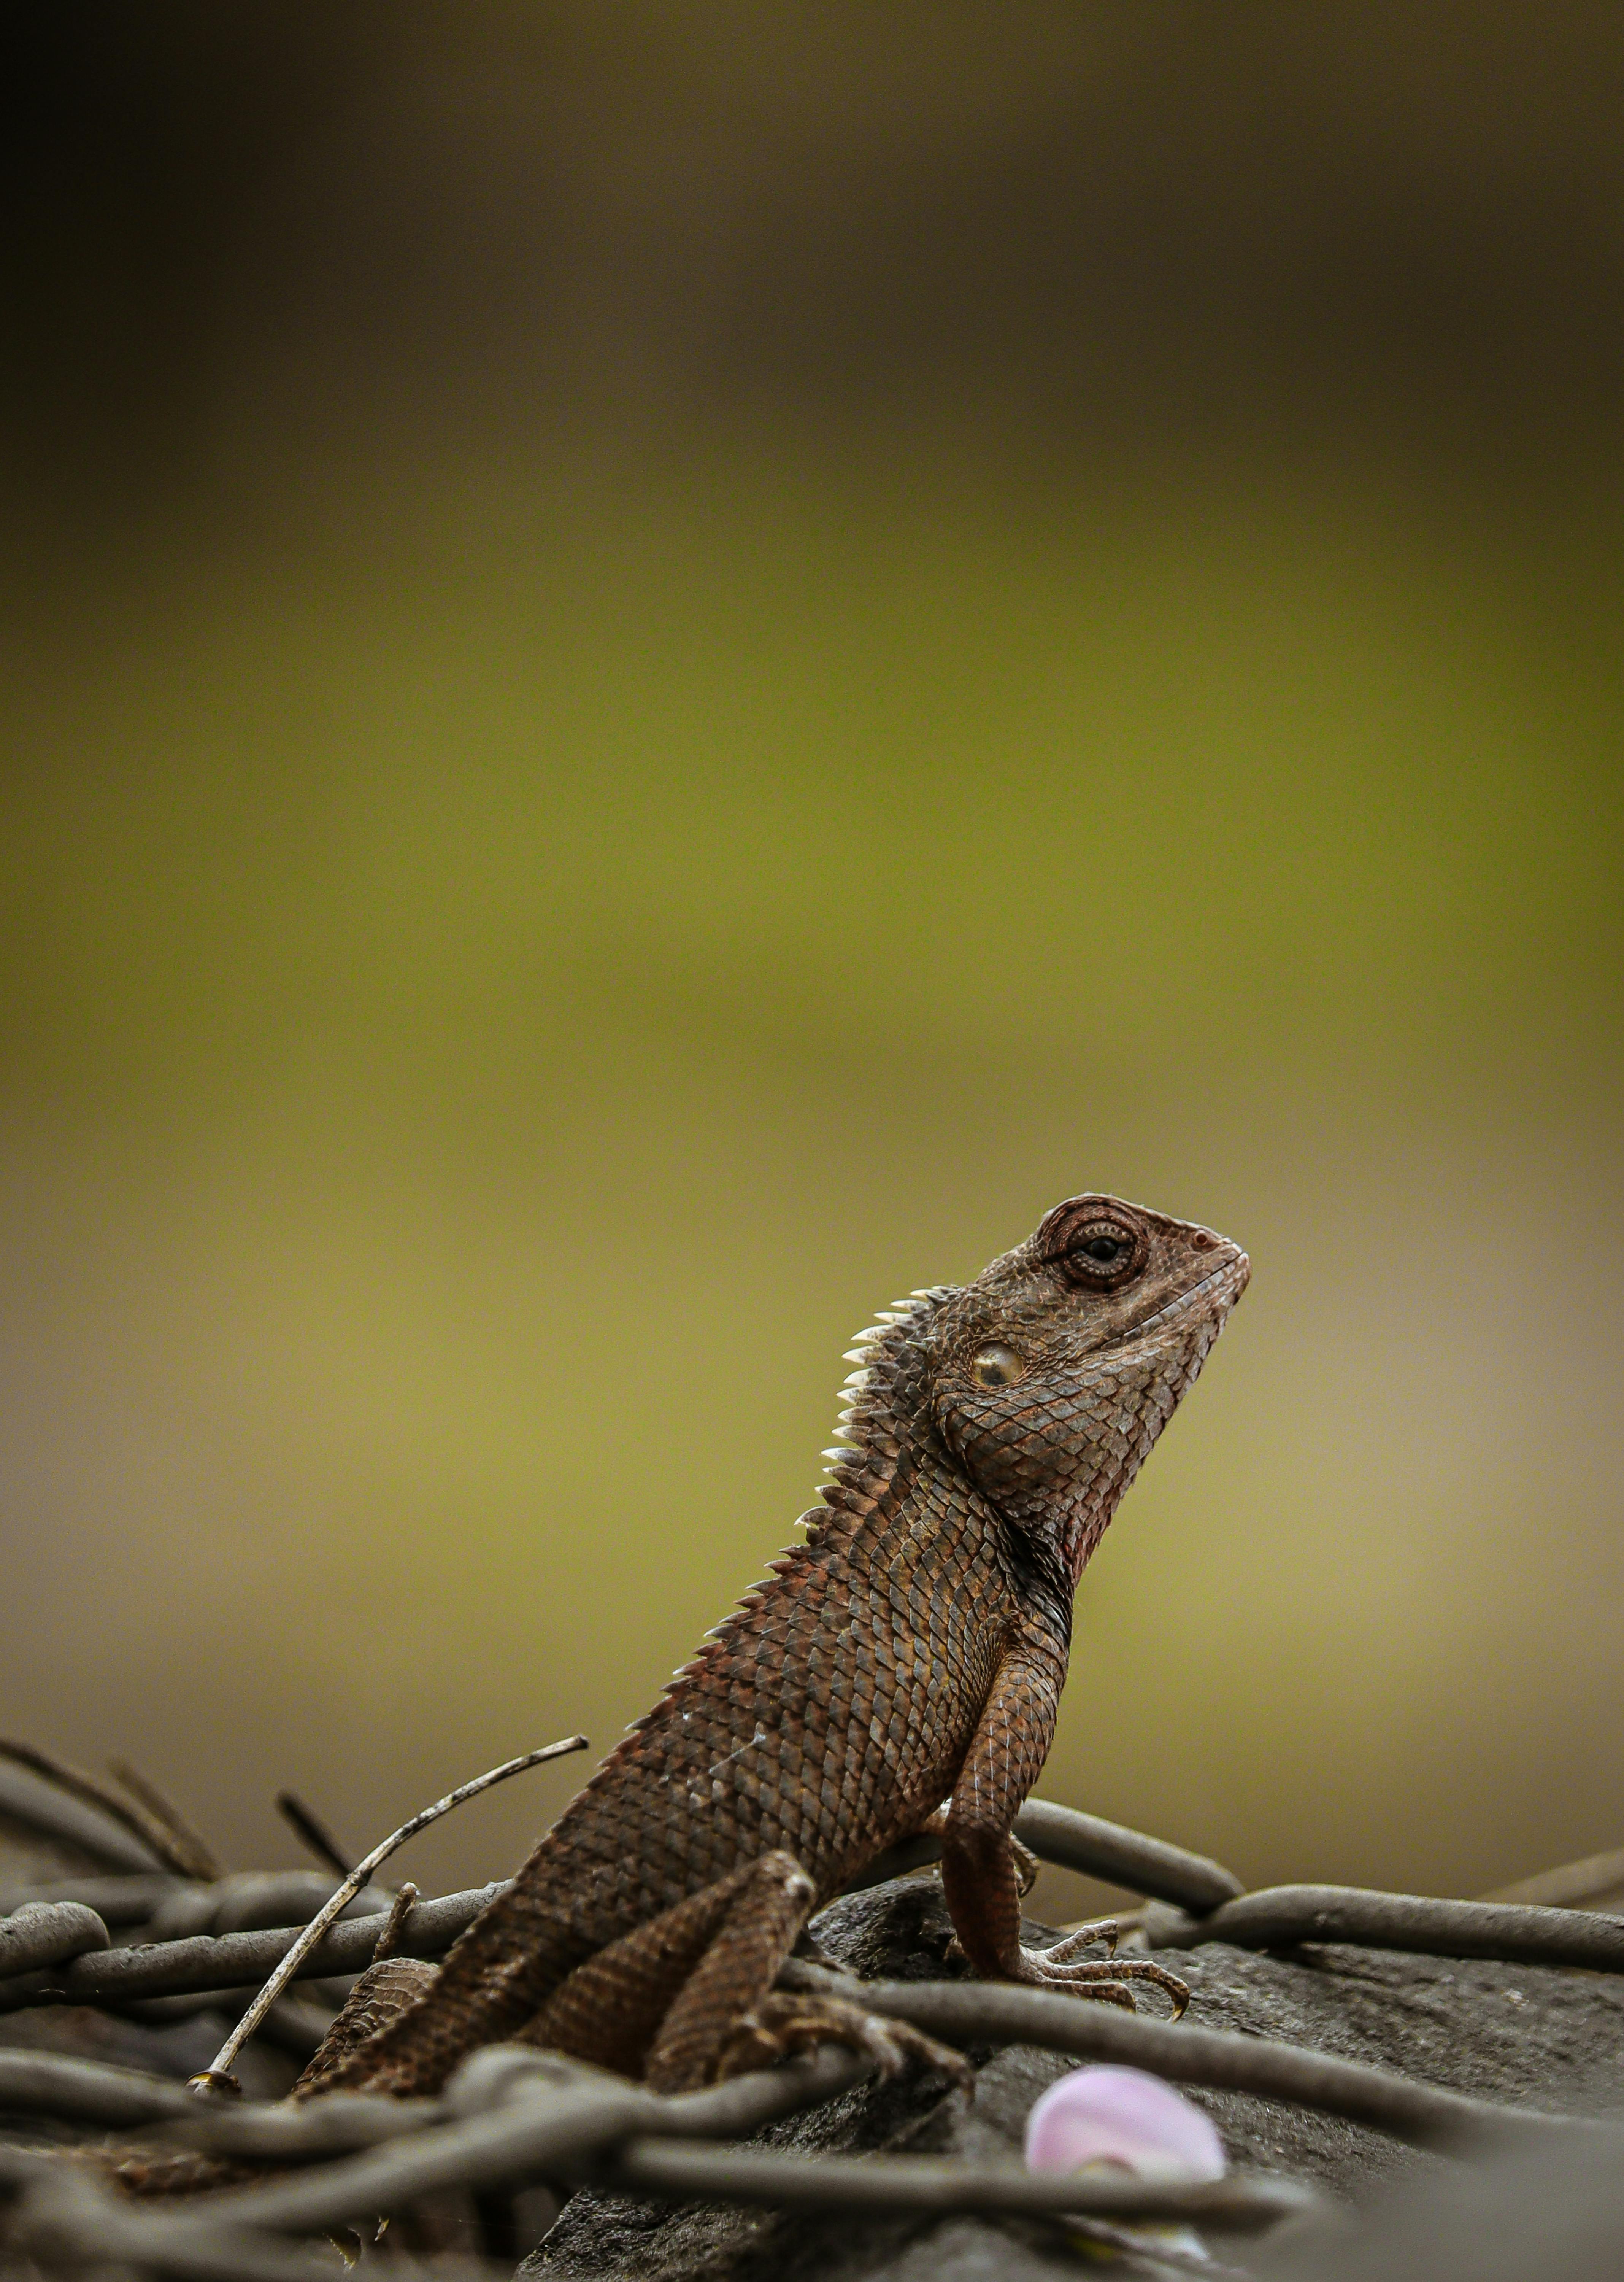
[969,1343,1025,1390]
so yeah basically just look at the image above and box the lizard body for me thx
[273,1195,1248,2104]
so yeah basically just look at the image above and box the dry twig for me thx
[106,1762,221,1883]
[0,2051,196,2131]
[1479,1843,1624,1911]
[0,2048,1317,2281]
[776,1961,1612,2154]
[0,1741,204,1883]
[0,1750,168,1876]
[0,1875,189,1925]
[0,1903,108,1978]
[1148,1885,1624,1969]
[0,1880,509,2013]
[850,1797,1243,1912]
[371,1882,421,1963]
[273,1793,353,1881]
[1013,1800,1244,1912]
[598,2137,1314,2228]
[201,1737,588,2083]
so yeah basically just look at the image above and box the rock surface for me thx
[527,1872,1624,2282]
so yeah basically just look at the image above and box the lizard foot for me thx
[1017,1945,1191,2020]
[714,1992,974,2091]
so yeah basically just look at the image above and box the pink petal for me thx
[1025,2066,1227,2183]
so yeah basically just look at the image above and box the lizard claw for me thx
[1010,1834,1042,1898]
[714,1992,974,2092]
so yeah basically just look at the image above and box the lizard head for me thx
[922,1195,1248,1581]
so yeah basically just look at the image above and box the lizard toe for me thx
[714,1993,974,2092]
[1040,1917,1121,1963]
[1018,1947,1190,2019]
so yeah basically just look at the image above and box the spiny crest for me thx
[795,1284,954,1545]
[623,1285,952,1734]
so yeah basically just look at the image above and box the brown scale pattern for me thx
[289,1195,1249,2106]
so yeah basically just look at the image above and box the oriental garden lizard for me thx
[125,1191,1249,2182]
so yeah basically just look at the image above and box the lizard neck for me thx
[809,1294,1076,1654]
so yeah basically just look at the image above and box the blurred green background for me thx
[2,5,1621,1923]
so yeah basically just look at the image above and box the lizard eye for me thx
[970,1343,1024,1389]
[1058,1217,1141,1287]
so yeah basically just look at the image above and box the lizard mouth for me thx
[1133,1251,1250,1339]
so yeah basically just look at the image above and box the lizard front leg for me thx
[912,1802,1041,1898]
[940,1634,1189,2017]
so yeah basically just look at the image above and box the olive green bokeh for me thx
[4,443,1620,1920]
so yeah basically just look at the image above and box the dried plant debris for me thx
[0,1759,1622,2281]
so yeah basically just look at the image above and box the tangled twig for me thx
[0,1872,189,1924]
[273,1791,354,1880]
[1480,1842,1624,1910]
[200,1737,588,2083]
[5,1773,1624,2282]
[775,1961,1614,2154]
[105,1760,222,1883]
[0,1756,171,1877]
[1146,1884,1624,1969]
[0,2048,1316,2282]
[846,1798,1243,1911]
[1013,1800,1244,1912]
[596,2135,1314,2225]
[0,1880,510,2012]
[0,1741,208,1883]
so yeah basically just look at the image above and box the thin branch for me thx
[170,2045,1309,2239]
[0,1875,188,1926]
[202,1737,588,2081]
[0,1904,108,1978]
[20,2040,1297,2280]
[156,2092,448,2161]
[106,1762,221,1883]
[0,1881,511,2014]
[164,2046,865,2168]
[598,2138,1318,2230]
[1150,1885,1624,1969]
[273,1793,353,1882]
[0,1740,203,1882]
[775,1961,1611,2154]
[0,2050,195,2131]
[849,1798,1244,1913]
[1013,1800,1244,1913]
[8,1860,1622,2052]
[370,1882,420,1963]
[1479,1843,1624,1910]
[10,2163,508,2282]
[188,2076,665,2232]
[0,1746,173,1876]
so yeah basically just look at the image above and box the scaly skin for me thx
[273,1192,1248,2109]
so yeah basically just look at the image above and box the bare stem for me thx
[201,1736,587,2082]
[1150,1885,1624,1970]
[106,1760,221,1882]
[0,1740,197,1881]
[273,1792,354,1881]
